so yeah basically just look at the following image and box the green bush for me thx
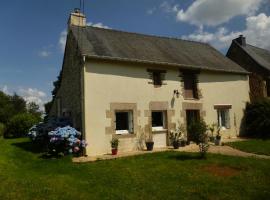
[5,113,40,138]
[245,98,270,138]
[0,123,5,137]
[187,119,207,144]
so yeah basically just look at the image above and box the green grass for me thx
[1,138,270,200]
[227,139,270,156]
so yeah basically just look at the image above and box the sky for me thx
[0,0,270,110]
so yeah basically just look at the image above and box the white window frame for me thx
[151,111,167,132]
[115,111,133,135]
[217,109,230,129]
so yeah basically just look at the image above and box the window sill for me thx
[152,129,168,134]
[114,134,136,139]
[184,98,200,101]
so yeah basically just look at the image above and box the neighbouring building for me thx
[227,35,270,101]
[49,10,250,156]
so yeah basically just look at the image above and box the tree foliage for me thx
[244,98,270,138]
[0,91,42,138]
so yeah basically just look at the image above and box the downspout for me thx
[81,55,87,156]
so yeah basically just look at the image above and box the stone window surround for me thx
[147,69,167,88]
[106,103,140,139]
[181,102,206,127]
[144,101,176,137]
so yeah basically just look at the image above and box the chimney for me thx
[68,8,86,27]
[235,35,246,46]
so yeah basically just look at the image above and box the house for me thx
[49,10,250,156]
[227,35,270,101]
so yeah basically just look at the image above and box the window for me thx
[183,74,198,99]
[115,111,133,134]
[217,109,230,129]
[152,111,166,131]
[147,69,166,87]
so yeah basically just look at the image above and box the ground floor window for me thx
[152,111,166,131]
[115,111,133,134]
[217,109,230,129]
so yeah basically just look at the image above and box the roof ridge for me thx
[84,25,210,46]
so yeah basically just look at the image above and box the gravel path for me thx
[73,141,270,163]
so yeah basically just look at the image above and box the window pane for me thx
[153,72,162,86]
[184,75,197,99]
[152,112,163,127]
[116,112,129,130]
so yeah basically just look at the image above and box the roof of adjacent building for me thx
[70,25,248,74]
[241,44,270,72]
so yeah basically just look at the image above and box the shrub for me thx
[111,138,119,149]
[244,98,270,138]
[48,126,87,156]
[187,119,207,144]
[0,123,5,137]
[5,113,40,138]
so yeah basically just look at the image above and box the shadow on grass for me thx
[168,153,205,161]
[12,141,45,154]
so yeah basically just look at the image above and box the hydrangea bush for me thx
[48,126,87,156]
[28,117,87,157]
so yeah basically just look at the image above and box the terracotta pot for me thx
[111,148,118,155]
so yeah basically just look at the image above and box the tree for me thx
[27,102,42,120]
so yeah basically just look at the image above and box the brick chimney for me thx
[68,8,86,27]
[235,35,246,46]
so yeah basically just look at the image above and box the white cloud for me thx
[182,13,270,51]
[59,30,67,52]
[147,7,157,15]
[177,0,264,27]
[87,22,111,29]
[18,88,47,111]
[1,85,11,95]
[38,50,51,58]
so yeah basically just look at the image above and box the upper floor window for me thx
[183,74,198,99]
[147,69,166,87]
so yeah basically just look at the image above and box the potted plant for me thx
[111,138,119,155]
[145,134,154,151]
[169,129,182,149]
[215,127,225,146]
[208,123,216,142]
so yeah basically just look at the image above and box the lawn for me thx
[227,139,270,156]
[0,138,270,200]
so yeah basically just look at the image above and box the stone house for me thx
[227,35,270,101]
[49,10,250,156]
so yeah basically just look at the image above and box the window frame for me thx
[151,111,167,132]
[115,111,134,135]
[217,109,230,129]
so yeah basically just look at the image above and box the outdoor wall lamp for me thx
[174,90,180,98]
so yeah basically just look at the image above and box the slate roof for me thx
[70,25,248,74]
[241,44,270,71]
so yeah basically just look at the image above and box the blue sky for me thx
[0,0,270,110]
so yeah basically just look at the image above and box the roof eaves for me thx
[84,54,250,75]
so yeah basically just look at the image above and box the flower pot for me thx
[146,142,154,151]
[215,139,221,146]
[173,141,180,149]
[111,148,118,155]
